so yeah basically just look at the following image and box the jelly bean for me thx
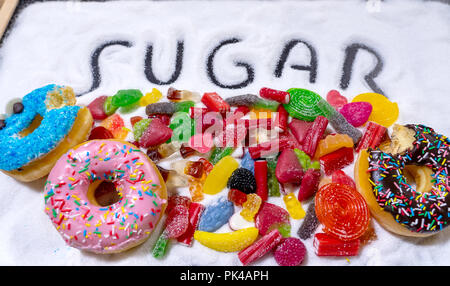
[228,188,248,206]
[302,115,329,158]
[273,237,307,266]
[140,88,163,106]
[132,118,151,142]
[339,101,372,127]
[352,92,399,127]
[254,202,290,236]
[254,160,268,202]
[139,118,173,147]
[298,168,321,201]
[103,96,118,116]
[177,202,205,246]
[209,146,235,165]
[100,114,128,139]
[111,89,143,107]
[238,229,283,266]
[283,88,324,121]
[193,227,259,252]
[87,95,108,120]
[266,158,280,197]
[315,183,370,241]
[240,151,255,174]
[198,197,234,232]
[275,149,304,184]
[88,126,114,140]
[314,133,354,159]
[167,87,200,102]
[259,87,290,104]
[297,201,320,240]
[225,94,261,107]
[313,233,360,256]
[203,156,239,195]
[283,193,305,219]
[163,205,189,239]
[240,193,262,222]
[319,147,354,176]
[228,212,255,231]
[355,121,387,153]
[201,92,230,113]
[326,89,347,110]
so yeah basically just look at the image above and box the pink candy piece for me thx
[288,119,313,145]
[164,205,189,239]
[188,133,214,153]
[255,202,290,235]
[139,118,173,148]
[331,170,356,189]
[326,90,347,110]
[273,237,307,266]
[298,169,321,201]
[87,95,108,120]
[275,148,304,184]
[339,102,372,127]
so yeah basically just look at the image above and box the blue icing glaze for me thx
[198,196,234,232]
[0,85,80,171]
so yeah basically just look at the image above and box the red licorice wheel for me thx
[315,183,370,241]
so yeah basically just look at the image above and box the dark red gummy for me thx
[319,147,354,176]
[87,95,108,120]
[228,188,248,206]
[88,126,114,140]
[185,161,204,179]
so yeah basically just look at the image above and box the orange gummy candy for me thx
[314,134,354,159]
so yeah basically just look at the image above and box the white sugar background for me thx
[0,0,449,266]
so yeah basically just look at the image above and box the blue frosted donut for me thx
[0,84,81,172]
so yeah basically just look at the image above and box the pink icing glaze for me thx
[44,140,166,254]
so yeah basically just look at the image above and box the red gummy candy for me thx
[88,126,114,140]
[313,233,360,256]
[331,170,356,189]
[273,237,307,266]
[326,90,347,110]
[255,202,290,236]
[228,189,248,206]
[177,202,205,246]
[238,229,283,266]
[302,115,329,158]
[289,119,313,145]
[259,87,290,104]
[167,195,191,214]
[319,147,354,176]
[148,114,171,126]
[164,205,189,239]
[297,169,321,201]
[274,105,288,132]
[315,183,370,241]
[198,158,214,175]
[247,130,300,159]
[87,95,108,120]
[355,121,387,153]
[275,148,304,184]
[254,160,268,202]
[201,92,230,113]
[139,118,173,148]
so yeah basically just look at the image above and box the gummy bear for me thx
[240,193,262,222]
[140,88,163,106]
[198,197,234,232]
[283,193,305,219]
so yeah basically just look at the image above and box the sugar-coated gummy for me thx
[274,237,307,266]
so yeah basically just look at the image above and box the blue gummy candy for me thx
[240,151,255,174]
[198,197,234,232]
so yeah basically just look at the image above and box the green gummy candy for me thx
[277,224,291,238]
[253,99,280,111]
[294,148,320,170]
[267,157,280,197]
[103,96,119,116]
[152,234,170,259]
[111,89,143,107]
[209,146,235,165]
[283,88,325,121]
[133,118,151,142]
[175,101,195,113]
[169,112,193,142]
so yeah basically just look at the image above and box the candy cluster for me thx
[85,86,399,265]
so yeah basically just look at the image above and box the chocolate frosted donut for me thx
[367,124,450,234]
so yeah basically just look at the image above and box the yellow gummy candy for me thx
[283,193,305,219]
[193,227,259,252]
[140,88,163,106]
[351,92,399,127]
[203,156,239,195]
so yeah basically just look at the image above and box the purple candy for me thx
[273,237,307,266]
[339,102,372,127]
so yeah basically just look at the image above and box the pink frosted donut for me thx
[44,140,167,254]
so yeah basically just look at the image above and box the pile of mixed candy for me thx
[85,86,399,266]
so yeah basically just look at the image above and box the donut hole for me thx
[18,114,43,138]
[88,180,121,207]
[404,165,434,193]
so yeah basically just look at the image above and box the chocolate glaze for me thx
[368,124,450,233]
